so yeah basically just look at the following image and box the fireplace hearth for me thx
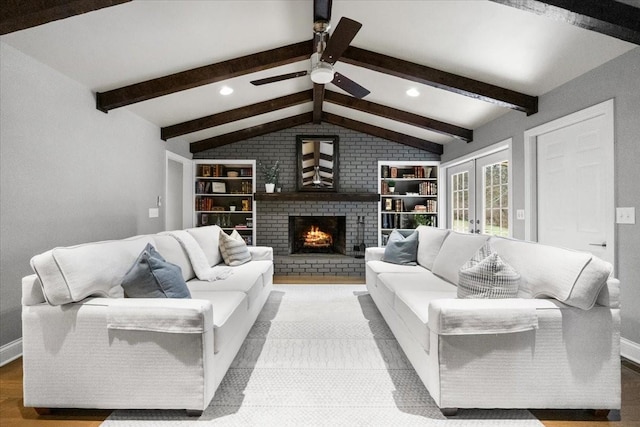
[289,216,346,255]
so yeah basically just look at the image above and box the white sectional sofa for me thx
[22,225,273,415]
[366,226,620,414]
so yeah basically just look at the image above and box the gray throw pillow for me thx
[458,242,520,299]
[382,229,419,265]
[121,243,191,298]
[219,230,251,266]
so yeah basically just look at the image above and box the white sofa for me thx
[366,226,620,415]
[22,225,273,415]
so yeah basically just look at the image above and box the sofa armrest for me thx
[248,246,273,261]
[596,278,619,308]
[365,247,385,262]
[428,298,544,335]
[100,298,214,334]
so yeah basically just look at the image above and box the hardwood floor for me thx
[2,277,638,426]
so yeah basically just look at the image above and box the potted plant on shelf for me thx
[259,160,280,193]
[387,179,396,193]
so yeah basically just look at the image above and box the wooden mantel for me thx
[254,192,379,202]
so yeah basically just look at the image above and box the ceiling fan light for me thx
[311,64,334,84]
[310,52,334,84]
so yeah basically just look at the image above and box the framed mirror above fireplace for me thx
[296,135,339,192]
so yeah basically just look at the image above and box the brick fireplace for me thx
[194,122,440,277]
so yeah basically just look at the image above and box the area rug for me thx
[101,285,544,426]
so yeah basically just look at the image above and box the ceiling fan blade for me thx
[314,0,332,22]
[250,71,308,86]
[320,17,362,65]
[331,72,370,99]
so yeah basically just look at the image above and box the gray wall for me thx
[0,43,173,349]
[442,47,640,347]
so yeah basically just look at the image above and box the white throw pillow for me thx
[458,243,520,299]
[219,230,252,266]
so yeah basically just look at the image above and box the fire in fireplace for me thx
[289,216,346,255]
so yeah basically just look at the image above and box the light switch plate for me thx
[616,207,635,224]
[149,208,159,218]
[516,209,525,220]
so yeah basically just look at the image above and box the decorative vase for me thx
[265,183,275,193]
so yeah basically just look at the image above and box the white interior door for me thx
[447,150,511,236]
[165,151,193,230]
[536,111,614,264]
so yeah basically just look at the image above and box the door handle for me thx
[589,242,607,247]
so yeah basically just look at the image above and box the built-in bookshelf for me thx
[378,161,440,246]
[194,160,256,245]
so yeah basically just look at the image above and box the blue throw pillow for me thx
[122,243,191,299]
[382,229,419,265]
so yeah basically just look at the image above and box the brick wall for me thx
[194,122,440,276]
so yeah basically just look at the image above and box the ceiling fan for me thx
[250,0,370,98]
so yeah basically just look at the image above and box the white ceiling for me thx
[1,0,636,148]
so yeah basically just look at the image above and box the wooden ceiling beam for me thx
[341,46,538,116]
[324,90,473,142]
[97,39,314,112]
[1,0,131,35]
[312,84,324,124]
[190,112,313,153]
[162,90,313,140]
[488,0,640,45]
[322,112,443,155]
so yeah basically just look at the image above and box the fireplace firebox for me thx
[289,216,346,255]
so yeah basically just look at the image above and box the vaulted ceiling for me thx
[2,1,638,155]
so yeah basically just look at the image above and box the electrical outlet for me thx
[516,209,525,220]
[616,207,635,224]
[149,208,159,218]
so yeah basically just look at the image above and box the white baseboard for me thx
[0,338,22,367]
[621,337,640,365]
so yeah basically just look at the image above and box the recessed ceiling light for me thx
[220,86,234,96]
[406,88,420,97]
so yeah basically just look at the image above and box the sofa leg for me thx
[186,409,203,417]
[34,407,52,416]
[440,408,458,417]
[591,409,610,418]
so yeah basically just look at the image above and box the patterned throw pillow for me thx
[219,230,252,266]
[458,242,520,299]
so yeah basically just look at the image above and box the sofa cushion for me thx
[152,234,195,281]
[431,232,490,285]
[376,271,454,311]
[416,226,450,270]
[382,230,419,265]
[490,237,612,310]
[188,260,272,309]
[219,230,251,266]
[185,225,223,266]
[457,243,520,299]
[121,244,191,299]
[30,235,153,305]
[367,260,427,277]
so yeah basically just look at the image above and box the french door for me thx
[447,150,510,236]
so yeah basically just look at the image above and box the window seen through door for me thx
[451,171,469,233]
[483,161,509,237]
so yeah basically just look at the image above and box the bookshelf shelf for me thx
[378,160,440,246]
[194,159,256,245]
